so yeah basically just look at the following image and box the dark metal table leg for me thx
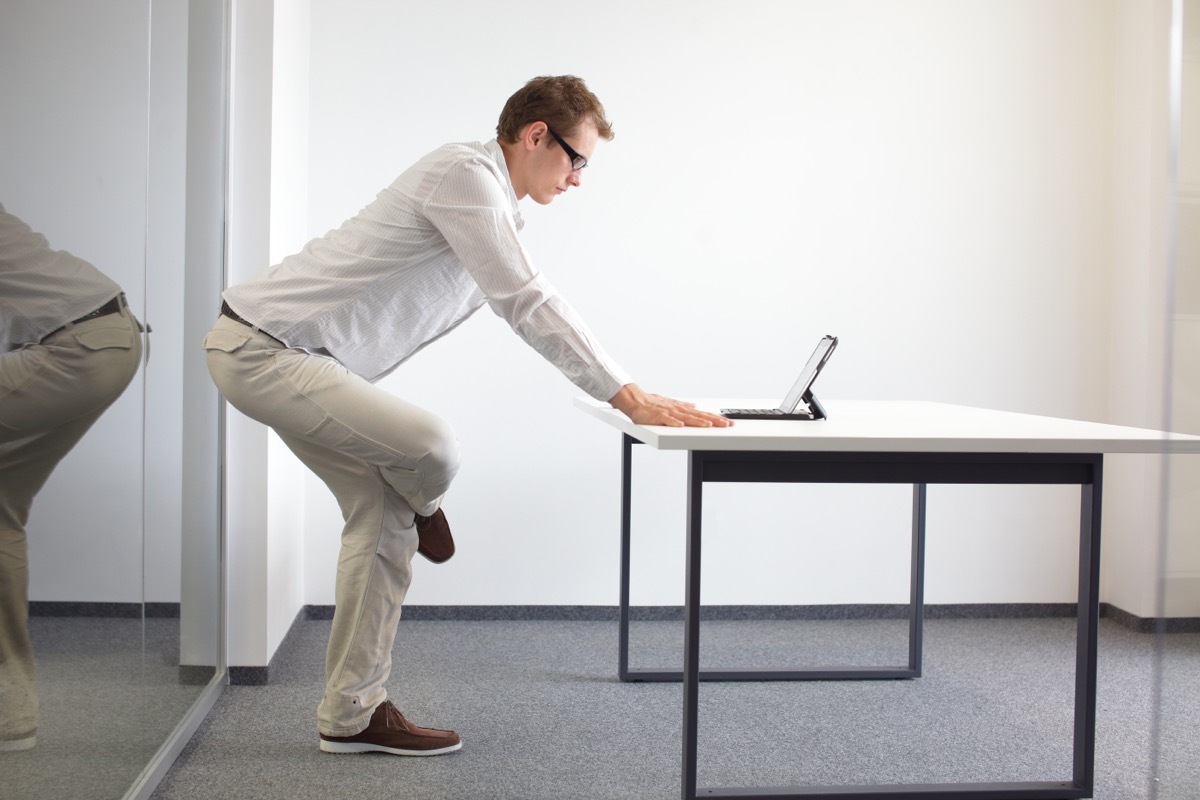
[909,484,927,676]
[1072,457,1102,793]
[619,434,634,681]
[682,452,705,800]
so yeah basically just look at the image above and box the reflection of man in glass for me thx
[205,76,730,758]
[0,202,143,752]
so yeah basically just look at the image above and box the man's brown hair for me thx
[496,75,614,143]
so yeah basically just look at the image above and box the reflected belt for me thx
[42,293,124,341]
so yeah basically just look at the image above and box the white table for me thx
[574,398,1200,800]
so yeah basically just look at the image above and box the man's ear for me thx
[522,121,549,151]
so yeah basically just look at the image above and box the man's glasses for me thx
[546,126,588,171]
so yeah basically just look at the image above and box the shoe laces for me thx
[381,701,409,732]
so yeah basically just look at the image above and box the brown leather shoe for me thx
[319,700,461,756]
[415,508,455,563]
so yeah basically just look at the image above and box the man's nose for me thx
[568,170,582,187]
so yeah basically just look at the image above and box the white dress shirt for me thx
[224,138,631,401]
[0,202,122,351]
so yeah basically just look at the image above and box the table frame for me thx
[619,434,928,682]
[619,435,1103,800]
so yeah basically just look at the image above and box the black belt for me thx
[220,300,254,327]
[43,294,124,340]
[221,300,283,343]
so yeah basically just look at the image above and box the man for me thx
[204,75,731,757]
[0,203,144,752]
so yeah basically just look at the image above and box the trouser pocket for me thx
[202,329,252,353]
[73,327,135,351]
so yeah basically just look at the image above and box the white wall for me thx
[224,0,274,665]
[266,0,312,655]
[279,0,1119,609]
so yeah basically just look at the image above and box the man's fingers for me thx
[670,407,733,428]
[631,395,734,428]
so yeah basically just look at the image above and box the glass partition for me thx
[0,2,227,798]
[1154,0,1200,798]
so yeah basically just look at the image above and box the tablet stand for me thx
[804,390,827,420]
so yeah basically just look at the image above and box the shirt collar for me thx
[485,138,524,231]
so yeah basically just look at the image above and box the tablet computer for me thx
[721,335,838,421]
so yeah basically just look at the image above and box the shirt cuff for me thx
[574,360,633,403]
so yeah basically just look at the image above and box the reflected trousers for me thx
[0,301,142,743]
[203,315,460,736]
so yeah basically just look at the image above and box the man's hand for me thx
[608,384,733,428]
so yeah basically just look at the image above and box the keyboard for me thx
[720,407,816,420]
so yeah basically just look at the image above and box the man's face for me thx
[525,119,598,205]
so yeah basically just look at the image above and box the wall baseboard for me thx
[28,601,180,618]
[305,602,1193,624]
[1100,603,1200,634]
[305,602,1086,622]
[179,665,218,685]
[36,600,1191,629]
[228,666,269,686]
[31,602,1192,685]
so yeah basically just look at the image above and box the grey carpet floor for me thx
[143,617,1200,800]
[5,618,209,800]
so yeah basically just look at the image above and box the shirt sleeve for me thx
[422,157,632,402]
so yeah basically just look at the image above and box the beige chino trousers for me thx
[0,300,142,745]
[202,315,460,736]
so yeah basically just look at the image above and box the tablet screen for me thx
[779,335,838,413]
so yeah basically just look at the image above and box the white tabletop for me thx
[573,398,1200,455]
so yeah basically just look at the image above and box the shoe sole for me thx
[417,545,453,564]
[319,739,462,756]
[0,737,36,752]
